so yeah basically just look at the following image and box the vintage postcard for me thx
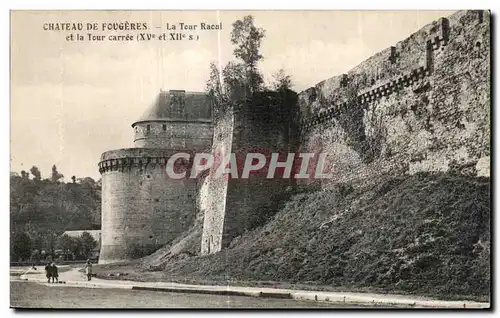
[10,9,491,309]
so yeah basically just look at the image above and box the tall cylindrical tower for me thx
[98,90,213,264]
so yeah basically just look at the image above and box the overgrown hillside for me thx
[144,172,490,298]
[10,173,101,233]
[10,166,101,261]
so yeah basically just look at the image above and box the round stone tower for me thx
[98,90,213,264]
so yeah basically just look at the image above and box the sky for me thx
[10,10,457,180]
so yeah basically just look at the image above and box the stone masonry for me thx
[296,10,490,189]
[98,90,213,264]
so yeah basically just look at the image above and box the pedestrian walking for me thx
[84,259,93,281]
[51,263,59,283]
[44,262,52,283]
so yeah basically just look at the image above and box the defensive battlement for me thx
[98,148,194,174]
[300,65,431,132]
[160,89,208,95]
[298,10,488,133]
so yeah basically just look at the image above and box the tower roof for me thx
[132,90,212,127]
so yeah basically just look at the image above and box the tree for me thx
[221,61,247,102]
[41,230,58,258]
[70,237,81,259]
[206,61,247,112]
[80,232,97,258]
[24,222,43,251]
[206,15,266,107]
[51,165,64,183]
[230,15,266,94]
[77,177,96,187]
[20,170,28,179]
[272,68,293,91]
[11,232,32,261]
[206,62,227,107]
[71,176,76,184]
[30,166,42,181]
[57,234,75,258]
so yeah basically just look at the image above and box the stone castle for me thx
[98,10,490,264]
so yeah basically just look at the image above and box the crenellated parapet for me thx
[99,157,169,173]
[298,11,485,134]
[427,17,450,51]
[98,148,192,174]
[299,63,430,133]
[358,66,429,104]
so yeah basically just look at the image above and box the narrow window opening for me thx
[163,124,167,131]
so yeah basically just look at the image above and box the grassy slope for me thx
[98,172,490,299]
